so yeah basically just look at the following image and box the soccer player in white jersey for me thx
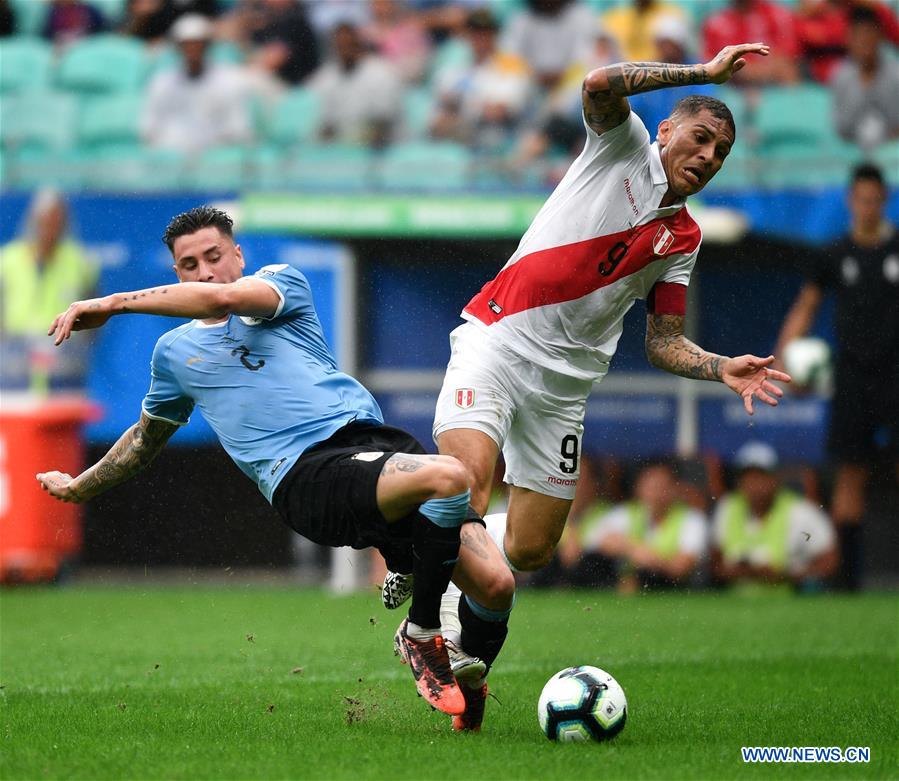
[385,43,793,731]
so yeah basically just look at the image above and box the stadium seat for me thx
[713,85,747,134]
[377,141,472,192]
[756,139,860,189]
[82,144,186,192]
[0,37,53,93]
[403,87,434,140]
[267,88,322,146]
[755,85,831,146]
[185,145,249,192]
[91,0,128,26]
[9,0,47,36]
[55,35,147,93]
[77,92,144,147]
[4,146,92,190]
[0,92,78,150]
[873,140,899,186]
[255,144,374,191]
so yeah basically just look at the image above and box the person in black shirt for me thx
[777,163,899,589]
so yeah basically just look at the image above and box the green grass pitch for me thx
[2,587,896,780]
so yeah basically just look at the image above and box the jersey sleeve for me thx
[581,110,650,163]
[251,264,314,320]
[656,248,699,287]
[141,338,194,426]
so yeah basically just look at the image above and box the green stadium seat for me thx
[756,138,861,190]
[0,37,53,93]
[0,92,78,150]
[5,146,92,190]
[77,92,144,146]
[9,0,47,36]
[377,141,472,192]
[253,144,374,191]
[83,143,186,192]
[755,85,831,146]
[713,85,747,135]
[91,0,128,26]
[873,140,899,186]
[55,35,147,93]
[427,38,471,85]
[267,88,321,146]
[402,87,434,140]
[186,145,249,191]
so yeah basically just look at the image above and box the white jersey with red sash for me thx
[462,112,701,382]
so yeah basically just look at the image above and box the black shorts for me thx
[829,359,899,463]
[272,422,424,554]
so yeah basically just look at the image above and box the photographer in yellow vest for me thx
[581,460,708,593]
[712,442,838,590]
[1,190,98,392]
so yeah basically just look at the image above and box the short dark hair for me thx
[851,162,885,189]
[669,95,736,138]
[467,9,499,31]
[162,206,234,253]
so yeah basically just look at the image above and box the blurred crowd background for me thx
[1,0,897,592]
[1,0,898,190]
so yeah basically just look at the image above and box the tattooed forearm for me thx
[645,314,724,382]
[583,61,710,134]
[69,413,176,500]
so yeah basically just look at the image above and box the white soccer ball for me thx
[537,665,627,742]
[782,337,832,392]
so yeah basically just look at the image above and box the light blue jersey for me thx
[141,264,383,502]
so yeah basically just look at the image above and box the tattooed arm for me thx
[582,42,770,135]
[48,277,281,345]
[36,412,178,503]
[645,313,791,415]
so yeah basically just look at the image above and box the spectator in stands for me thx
[580,460,708,593]
[221,0,318,86]
[306,21,403,148]
[711,442,837,590]
[304,0,370,41]
[0,190,98,391]
[362,0,431,84]
[831,5,899,152]
[430,9,531,154]
[702,0,799,84]
[776,163,898,591]
[601,0,690,62]
[121,0,178,44]
[140,14,253,153]
[0,0,15,37]
[795,0,899,84]
[500,0,595,91]
[42,0,105,47]
[629,16,718,140]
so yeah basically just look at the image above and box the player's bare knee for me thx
[508,541,555,572]
[428,457,470,499]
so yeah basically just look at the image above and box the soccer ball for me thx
[782,337,832,393]
[537,666,627,742]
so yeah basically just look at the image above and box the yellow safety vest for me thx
[721,490,797,573]
[626,501,690,559]
[0,239,97,336]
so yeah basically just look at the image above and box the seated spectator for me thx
[0,190,98,391]
[702,0,799,85]
[140,14,253,153]
[601,0,690,62]
[831,5,899,152]
[500,0,596,91]
[712,442,838,590]
[42,0,105,47]
[580,460,708,593]
[304,0,370,41]
[362,0,431,84]
[430,9,531,153]
[221,0,318,86]
[306,22,402,148]
[629,16,718,140]
[0,0,15,37]
[795,0,899,84]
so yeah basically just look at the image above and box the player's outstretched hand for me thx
[36,471,84,503]
[48,297,113,346]
[705,43,770,84]
[721,355,791,416]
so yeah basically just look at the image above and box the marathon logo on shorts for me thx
[547,476,578,487]
[455,388,475,409]
[652,225,675,256]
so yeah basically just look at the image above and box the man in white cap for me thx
[711,442,837,589]
[141,13,253,154]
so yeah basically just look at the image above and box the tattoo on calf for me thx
[460,523,490,561]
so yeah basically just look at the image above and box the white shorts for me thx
[433,323,593,500]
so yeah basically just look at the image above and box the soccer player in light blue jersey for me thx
[35,206,513,719]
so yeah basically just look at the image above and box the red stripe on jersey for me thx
[465,209,700,324]
[647,282,687,315]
